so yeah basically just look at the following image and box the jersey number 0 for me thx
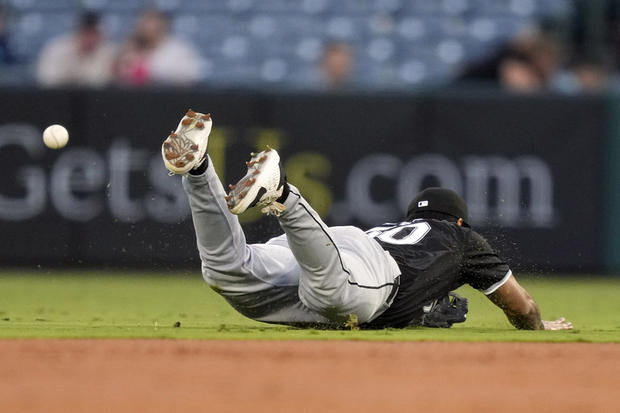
[365,221,431,245]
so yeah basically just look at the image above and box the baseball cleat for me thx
[162,109,212,175]
[226,146,287,216]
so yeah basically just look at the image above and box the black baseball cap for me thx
[406,187,470,227]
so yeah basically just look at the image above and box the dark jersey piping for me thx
[289,189,396,291]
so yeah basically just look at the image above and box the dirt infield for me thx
[1,340,618,413]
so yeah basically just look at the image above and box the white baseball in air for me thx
[43,124,69,149]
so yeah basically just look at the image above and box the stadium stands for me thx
[0,0,571,89]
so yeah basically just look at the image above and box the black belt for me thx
[385,275,400,307]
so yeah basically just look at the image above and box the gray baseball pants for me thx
[182,157,401,325]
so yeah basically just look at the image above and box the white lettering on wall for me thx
[343,153,555,228]
[0,124,46,220]
[50,148,105,221]
[0,123,556,228]
[0,125,190,224]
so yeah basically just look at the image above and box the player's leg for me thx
[277,187,401,323]
[161,111,300,289]
[183,158,258,279]
[226,147,401,323]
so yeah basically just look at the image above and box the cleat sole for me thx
[161,108,213,175]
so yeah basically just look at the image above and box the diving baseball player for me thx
[162,109,572,330]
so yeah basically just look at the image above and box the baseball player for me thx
[162,109,572,330]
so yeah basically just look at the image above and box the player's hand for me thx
[542,317,573,330]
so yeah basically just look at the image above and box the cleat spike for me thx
[224,146,284,216]
[201,113,211,120]
[250,152,257,157]
[228,184,236,189]
[162,108,212,175]
[224,195,231,201]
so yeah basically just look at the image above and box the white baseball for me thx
[43,124,69,149]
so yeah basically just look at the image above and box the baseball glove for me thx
[412,292,468,328]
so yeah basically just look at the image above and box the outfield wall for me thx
[0,89,613,272]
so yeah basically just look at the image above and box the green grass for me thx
[1,270,620,342]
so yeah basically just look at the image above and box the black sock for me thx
[189,157,208,175]
[276,181,290,204]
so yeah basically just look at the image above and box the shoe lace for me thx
[261,201,286,217]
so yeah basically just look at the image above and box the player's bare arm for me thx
[487,275,572,330]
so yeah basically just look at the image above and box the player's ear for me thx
[457,218,464,226]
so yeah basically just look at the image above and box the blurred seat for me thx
[274,15,323,39]
[81,0,147,12]
[10,12,77,61]
[320,0,374,14]
[251,0,307,13]
[0,63,35,86]
[176,0,230,12]
[323,16,371,41]
[295,37,324,62]
[100,12,136,42]
[398,59,428,85]
[372,0,403,14]
[8,0,75,11]
[205,56,260,86]
[173,13,233,55]
[259,57,289,83]
[401,0,445,15]
[536,0,571,16]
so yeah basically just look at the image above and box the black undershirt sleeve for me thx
[461,230,511,294]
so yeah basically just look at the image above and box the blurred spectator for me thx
[457,47,543,92]
[319,42,354,90]
[572,61,608,91]
[0,8,16,64]
[553,58,610,93]
[512,32,562,86]
[457,31,561,93]
[498,49,545,92]
[36,11,115,87]
[114,9,202,87]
